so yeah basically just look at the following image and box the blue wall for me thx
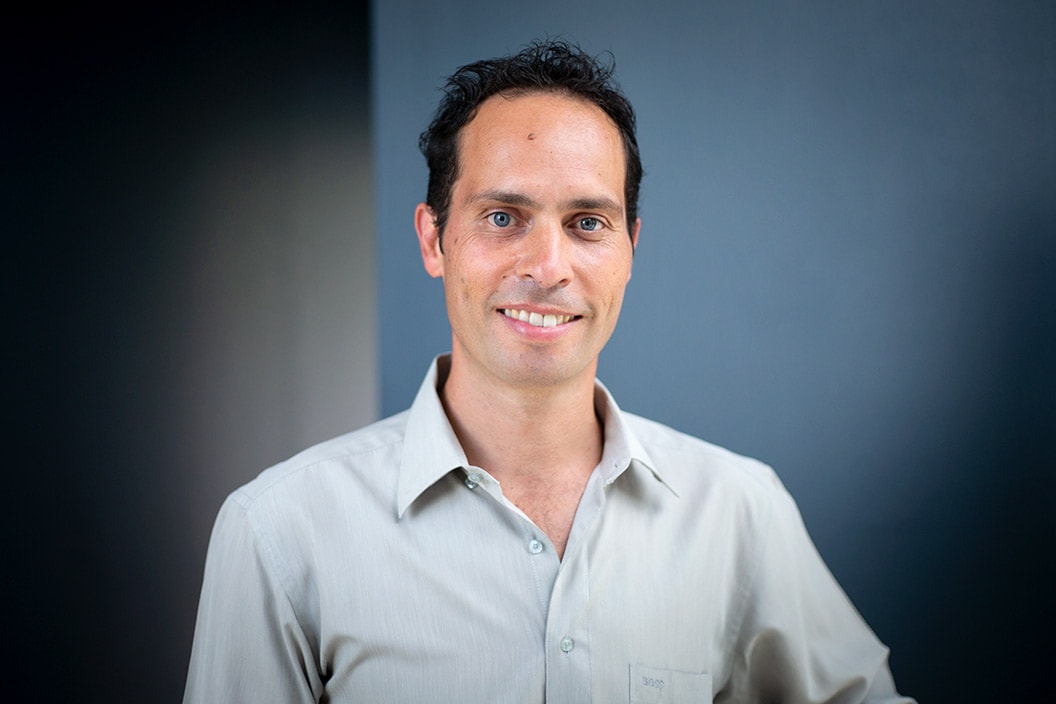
[375,2,1055,700]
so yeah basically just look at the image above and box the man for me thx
[184,40,913,702]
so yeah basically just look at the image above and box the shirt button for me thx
[465,472,482,489]
[528,539,544,555]
[560,636,575,653]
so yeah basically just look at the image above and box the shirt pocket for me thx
[629,664,712,702]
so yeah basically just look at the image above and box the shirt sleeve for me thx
[720,478,916,704]
[183,494,323,703]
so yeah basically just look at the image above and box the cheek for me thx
[458,278,476,304]
[451,265,489,307]
[602,262,633,294]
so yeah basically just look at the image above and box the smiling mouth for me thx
[501,308,577,328]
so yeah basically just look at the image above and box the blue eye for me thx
[579,217,599,231]
[489,212,512,227]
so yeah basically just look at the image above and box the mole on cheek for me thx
[527,133,535,140]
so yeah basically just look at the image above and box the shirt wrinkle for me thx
[717,471,777,692]
[228,496,324,698]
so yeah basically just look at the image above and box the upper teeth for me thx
[503,309,573,328]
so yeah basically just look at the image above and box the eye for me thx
[578,216,600,231]
[488,211,512,227]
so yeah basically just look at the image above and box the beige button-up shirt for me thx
[184,357,912,703]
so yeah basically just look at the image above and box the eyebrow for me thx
[471,190,538,208]
[470,189,623,215]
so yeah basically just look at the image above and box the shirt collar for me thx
[592,378,678,496]
[396,356,677,518]
[396,356,469,518]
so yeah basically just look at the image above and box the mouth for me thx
[501,308,578,328]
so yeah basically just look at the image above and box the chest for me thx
[297,472,741,702]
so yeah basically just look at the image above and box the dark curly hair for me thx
[418,40,642,239]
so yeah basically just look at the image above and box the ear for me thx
[415,203,444,278]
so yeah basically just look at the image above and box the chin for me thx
[498,354,592,388]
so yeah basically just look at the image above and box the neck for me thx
[438,357,603,487]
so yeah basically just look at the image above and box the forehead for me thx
[454,91,626,195]
[471,88,616,129]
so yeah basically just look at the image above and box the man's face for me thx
[416,91,639,392]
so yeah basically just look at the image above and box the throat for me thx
[504,469,592,560]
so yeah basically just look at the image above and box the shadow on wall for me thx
[888,200,1055,701]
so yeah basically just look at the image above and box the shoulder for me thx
[621,412,811,584]
[226,410,411,514]
[623,411,790,507]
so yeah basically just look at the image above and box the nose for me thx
[514,219,573,289]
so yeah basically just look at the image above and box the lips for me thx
[501,308,576,328]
